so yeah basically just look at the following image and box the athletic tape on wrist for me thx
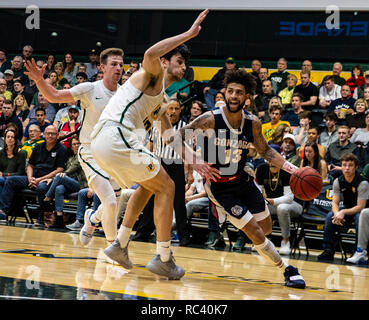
[282,161,298,174]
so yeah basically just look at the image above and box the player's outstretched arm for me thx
[166,111,220,181]
[142,9,209,76]
[24,58,75,103]
[252,118,298,174]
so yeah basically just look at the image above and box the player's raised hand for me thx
[187,9,209,38]
[24,58,46,83]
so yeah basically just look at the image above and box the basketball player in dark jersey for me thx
[169,68,306,289]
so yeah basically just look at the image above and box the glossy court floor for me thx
[0,220,368,300]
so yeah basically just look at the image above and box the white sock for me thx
[254,238,288,269]
[157,241,171,262]
[90,205,103,225]
[116,225,132,248]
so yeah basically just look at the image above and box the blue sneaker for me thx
[284,265,306,289]
[0,210,6,220]
[171,231,179,243]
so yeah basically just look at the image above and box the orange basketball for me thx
[290,167,323,201]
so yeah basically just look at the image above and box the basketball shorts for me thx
[205,173,270,229]
[90,121,160,189]
[78,143,121,192]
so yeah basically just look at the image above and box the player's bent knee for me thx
[241,221,265,245]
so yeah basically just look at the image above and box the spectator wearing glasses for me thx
[0,79,12,101]
[255,67,269,96]
[20,124,44,159]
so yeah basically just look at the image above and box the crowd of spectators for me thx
[0,45,368,265]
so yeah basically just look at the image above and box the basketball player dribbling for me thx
[24,49,125,262]
[171,68,306,288]
[90,9,218,279]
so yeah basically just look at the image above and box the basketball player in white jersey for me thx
[24,49,125,260]
[90,9,218,279]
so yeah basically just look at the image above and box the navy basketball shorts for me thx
[205,174,270,229]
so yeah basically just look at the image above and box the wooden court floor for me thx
[0,221,368,301]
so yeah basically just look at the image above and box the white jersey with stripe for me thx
[97,77,165,138]
[69,80,118,145]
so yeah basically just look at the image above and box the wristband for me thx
[282,161,299,174]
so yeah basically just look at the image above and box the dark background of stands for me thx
[1,9,369,70]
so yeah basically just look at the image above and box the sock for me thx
[90,205,103,225]
[157,241,171,262]
[116,225,132,248]
[254,238,288,269]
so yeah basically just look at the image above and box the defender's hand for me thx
[187,9,209,38]
[24,58,46,83]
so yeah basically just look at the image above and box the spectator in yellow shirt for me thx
[261,101,291,142]
[278,74,297,107]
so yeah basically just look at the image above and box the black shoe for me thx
[179,237,191,247]
[49,216,66,229]
[130,232,150,242]
[317,250,334,261]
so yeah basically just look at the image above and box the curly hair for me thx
[223,69,256,94]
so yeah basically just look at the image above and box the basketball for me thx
[290,167,323,201]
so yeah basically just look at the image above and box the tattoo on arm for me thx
[169,111,215,144]
[252,119,284,166]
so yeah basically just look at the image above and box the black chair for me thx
[291,201,354,259]
[291,212,325,256]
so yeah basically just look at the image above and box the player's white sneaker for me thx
[79,209,97,246]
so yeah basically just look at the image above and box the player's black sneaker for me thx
[284,265,306,289]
